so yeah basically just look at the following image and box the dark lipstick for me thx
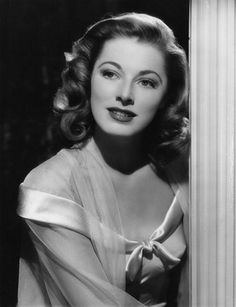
[107,107,137,122]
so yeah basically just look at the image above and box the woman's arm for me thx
[19,220,122,307]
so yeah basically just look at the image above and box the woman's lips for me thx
[107,107,137,123]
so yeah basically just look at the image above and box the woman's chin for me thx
[96,126,144,139]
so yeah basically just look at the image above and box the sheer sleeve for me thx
[22,150,80,203]
[17,149,146,306]
[19,220,122,306]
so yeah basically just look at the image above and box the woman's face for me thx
[90,37,168,137]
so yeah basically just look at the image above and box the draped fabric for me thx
[165,161,189,307]
[17,139,189,306]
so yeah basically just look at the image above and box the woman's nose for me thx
[116,96,134,106]
[116,81,134,106]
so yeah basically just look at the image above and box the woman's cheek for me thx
[139,98,162,116]
[93,79,117,101]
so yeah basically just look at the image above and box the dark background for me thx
[0,0,189,305]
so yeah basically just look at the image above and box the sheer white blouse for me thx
[17,139,189,306]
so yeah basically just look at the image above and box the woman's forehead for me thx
[94,37,166,73]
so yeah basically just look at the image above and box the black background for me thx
[0,0,189,305]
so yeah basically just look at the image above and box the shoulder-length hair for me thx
[53,12,190,165]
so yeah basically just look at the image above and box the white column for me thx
[190,0,236,306]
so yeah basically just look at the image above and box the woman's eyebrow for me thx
[98,61,121,70]
[97,62,163,84]
[138,70,163,84]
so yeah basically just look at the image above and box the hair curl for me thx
[53,12,190,165]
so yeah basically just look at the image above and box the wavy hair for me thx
[53,12,190,165]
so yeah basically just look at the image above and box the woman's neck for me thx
[93,127,148,174]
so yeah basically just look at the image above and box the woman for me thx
[17,13,189,306]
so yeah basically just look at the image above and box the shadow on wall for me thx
[0,0,189,305]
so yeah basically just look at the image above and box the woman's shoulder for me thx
[22,148,84,198]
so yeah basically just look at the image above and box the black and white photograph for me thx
[1,0,235,306]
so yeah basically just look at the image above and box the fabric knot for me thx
[126,238,180,282]
[142,240,153,254]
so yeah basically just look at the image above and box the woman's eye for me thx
[139,79,158,89]
[101,70,119,80]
